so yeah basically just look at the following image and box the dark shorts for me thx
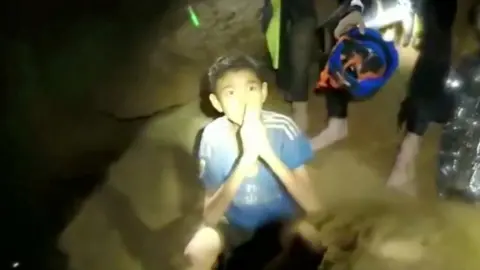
[216,220,288,269]
[217,220,287,252]
[401,30,454,135]
[324,89,352,119]
[400,55,454,136]
[274,0,317,102]
[216,219,326,270]
[323,89,455,136]
[399,95,455,136]
[220,221,326,270]
[323,90,455,135]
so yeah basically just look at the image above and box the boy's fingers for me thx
[243,104,257,123]
[245,100,262,117]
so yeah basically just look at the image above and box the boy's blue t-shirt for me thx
[198,111,314,230]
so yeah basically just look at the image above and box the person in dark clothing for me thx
[262,0,367,131]
[387,0,458,195]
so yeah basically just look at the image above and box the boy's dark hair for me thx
[206,54,264,93]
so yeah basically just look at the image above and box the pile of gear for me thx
[437,3,480,203]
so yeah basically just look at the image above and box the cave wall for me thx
[59,102,212,270]
[53,0,266,266]
[3,0,263,268]
[4,0,264,178]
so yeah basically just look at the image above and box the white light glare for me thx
[445,69,462,89]
[382,28,396,41]
[365,0,413,29]
[446,78,461,88]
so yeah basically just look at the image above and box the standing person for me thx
[262,0,367,131]
[386,0,458,195]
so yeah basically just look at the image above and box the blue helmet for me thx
[320,28,399,99]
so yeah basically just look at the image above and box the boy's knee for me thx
[185,226,223,266]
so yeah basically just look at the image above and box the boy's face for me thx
[209,69,267,125]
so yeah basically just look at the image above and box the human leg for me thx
[386,132,423,196]
[184,222,254,270]
[387,51,454,195]
[387,97,432,195]
[383,1,458,195]
[278,0,316,131]
[311,90,349,151]
[184,226,223,270]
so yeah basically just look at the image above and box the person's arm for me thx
[333,0,367,37]
[263,153,321,214]
[197,131,256,226]
[203,156,256,225]
[261,117,321,214]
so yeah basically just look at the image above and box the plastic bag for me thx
[437,52,480,202]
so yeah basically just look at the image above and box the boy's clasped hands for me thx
[239,90,273,164]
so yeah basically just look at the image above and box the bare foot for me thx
[387,164,417,196]
[292,102,309,131]
[386,133,422,196]
[311,118,348,151]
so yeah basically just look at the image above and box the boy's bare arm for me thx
[262,152,321,214]
[203,155,257,226]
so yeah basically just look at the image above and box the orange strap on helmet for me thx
[317,36,349,90]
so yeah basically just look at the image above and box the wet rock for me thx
[97,0,264,118]
[156,0,264,61]
[59,101,211,270]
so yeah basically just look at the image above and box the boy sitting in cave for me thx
[183,54,323,270]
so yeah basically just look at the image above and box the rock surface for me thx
[27,0,480,269]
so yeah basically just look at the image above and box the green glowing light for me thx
[187,6,200,28]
